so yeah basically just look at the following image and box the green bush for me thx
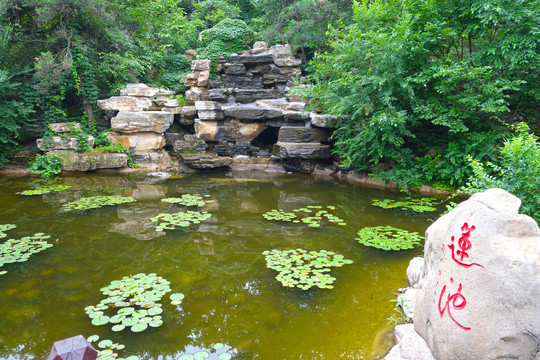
[27,154,63,178]
[463,123,540,222]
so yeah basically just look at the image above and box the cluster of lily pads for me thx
[62,195,136,212]
[85,273,184,333]
[0,229,53,275]
[355,226,423,250]
[161,194,214,207]
[150,211,212,232]
[263,205,346,227]
[262,249,353,290]
[17,184,71,196]
[371,197,438,213]
[0,223,16,238]
[87,335,139,360]
[177,343,235,360]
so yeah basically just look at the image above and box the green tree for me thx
[303,0,540,189]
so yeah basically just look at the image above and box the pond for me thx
[0,171,440,360]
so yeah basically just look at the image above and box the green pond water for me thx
[0,170,442,360]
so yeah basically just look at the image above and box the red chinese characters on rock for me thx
[435,222,484,331]
[438,278,471,330]
[448,222,484,268]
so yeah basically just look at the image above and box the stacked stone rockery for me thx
[97,84,177,166]
[36,122,129,172]
[178,42,338,173]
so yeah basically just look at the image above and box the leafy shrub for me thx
[27,154,63,178]
[198,18,252,72]
[463,123,540,222]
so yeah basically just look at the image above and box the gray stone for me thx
[208,88,229,102]
[223,106,282,121]
[161,107,183,114]
[414,188,540,360]
[233,89,285,103]
[229,55,274,64]
[181,106,198,118]
[131,150,172,166]
[49,122,81,133]
[310,113,338,128]
[111,111,173,133]
[275,58,302,67]
[267,111,311,127]
[195,101,221,111]
[191,59,211,71]
[251,41,269,54]
[61,153,128,172]
[407,257,424,287]
[268,44,293,59]
[278,126,316,143]
[37,135,94,152]
[181,154,233,169]
[165,133,184,147]
[287,94,310,104]
[273,142,332,159]
[282,158,315,174]
[256,98,289,109]
[224,63,247,75]
[107,132,165,151]
[384,324,436,360]
[222,74,262,88]
[119,83,174,97]
[152,98,179,108]
[194,120,267,143]
[198,110,224,120]
[173,139,208,153]
[277,66,302,77]
[285,102,306,111]
[147,172,171,179]
[185,87,208,105]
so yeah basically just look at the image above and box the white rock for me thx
[407,257,424,287]
[97,96,153,111]
[111,111,173,133]
[384,324,436,360]
[119,83,174,97]
[397,288,417,320]
[414,189,540,360]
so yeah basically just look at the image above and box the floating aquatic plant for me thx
[0,233,53,275]
[262,249,353,290]
[17,185,71,196]
[176,342,236,360]
[355,226,423,250]
[0,224,16,238]
[371,197,437,213]
[62,196,136,212]
[85,273,184,333]
[263,205,346,227]
[150,211,211,231]
[161,194,214,207]
[87,334,139,360]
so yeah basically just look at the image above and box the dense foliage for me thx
[303,0,540,190]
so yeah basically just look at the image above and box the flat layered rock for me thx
[61,153,128,172]
[37,135,94,152]
[273,142,331,159]
[232,89,285,103]
[111,111,173,133]
[181,154,233,169]
[223,106,282,121]
[49,122,81,133]
[119,83,174,97]
[278,126,328,143]
[229,55,274,64]
[310,113,338,128]
[107,131,166,151]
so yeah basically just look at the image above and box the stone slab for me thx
[384,324,436,360]
[49,122,81,133]
[229,55,274,64]
[273,142,332,159]
[111,111,173,133]
[232,89,285,103]
[61,153,128,172]
[119,83,174,97]
[223,106,282,121]
[107,131,165,151]
[181,154,233,169]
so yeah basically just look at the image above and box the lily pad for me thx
[263,206,346,228]
[62,195,136,212]
[161,194,214,207]
[262,249,353,290]
[355,226,423,250]
[371,197,438,213]
[0,232,53,274]
[150,211,211,231]
[18,184,71,196]
[131,322,148,332]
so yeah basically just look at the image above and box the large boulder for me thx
[223,105,282,121]
[61,153,128,172]
[414,189,540,360]
[110,111,173,133]
[278,126,329,143]
[181,154,233,170]
[37,135,94,152]
[384,324,436,360]
[194,120,267,142]
[107,132,166,151]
